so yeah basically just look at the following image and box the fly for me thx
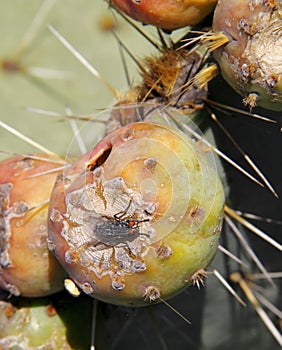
[93,200,150,246]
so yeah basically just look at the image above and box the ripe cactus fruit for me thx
[48,120,225,306]
[212,0,282,111]
[111,0,218,30]
[0,154,67,297]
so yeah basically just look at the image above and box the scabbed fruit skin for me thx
[0,154,67,297]
[48,121,225,306]
[111,0,218,30]
[212,0,282,111]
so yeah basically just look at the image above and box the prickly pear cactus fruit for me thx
[0,154,67,297]
[111,0,218,30]
[212,0,282,111]
[0,293,93,349]
[48,120,224,306]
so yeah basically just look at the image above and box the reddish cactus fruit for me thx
[111,0,218,30]
[0,154,67,297]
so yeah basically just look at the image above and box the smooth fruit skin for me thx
[0,154,67,297]
[213,0,282,111]
[48,121,225,306]
[111,0,218,30]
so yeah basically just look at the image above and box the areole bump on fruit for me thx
[48,117,225,306]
